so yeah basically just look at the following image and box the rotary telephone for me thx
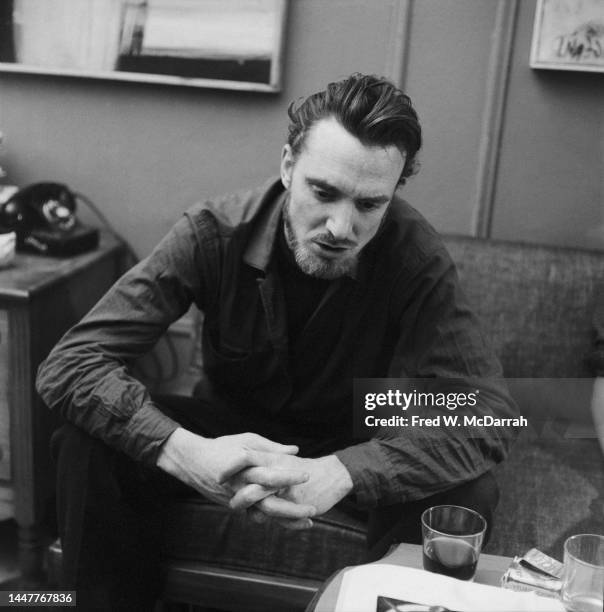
[0,182,99,255]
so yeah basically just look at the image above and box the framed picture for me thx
[0,0,288,92]
[530,0,604,72]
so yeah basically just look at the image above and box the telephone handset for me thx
[0,182,99,255]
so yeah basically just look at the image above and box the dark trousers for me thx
[52,396,499,611]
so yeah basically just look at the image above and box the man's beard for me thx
[282,200,357,280]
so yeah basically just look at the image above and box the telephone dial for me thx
[0,182,99,255]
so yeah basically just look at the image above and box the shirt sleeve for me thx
[36,211,212,465]
[336,246,520,508]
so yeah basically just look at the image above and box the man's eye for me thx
[313,188,333,201]
[358,201,380,212]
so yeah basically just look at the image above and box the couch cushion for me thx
[485,429,604,560]
[443,236,604,560]
[161,500,367,581]
[443,236,604,378]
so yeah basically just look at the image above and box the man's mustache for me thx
[313,233,357,248]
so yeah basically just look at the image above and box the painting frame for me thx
[530,0,604,72]
[0,0,289,92]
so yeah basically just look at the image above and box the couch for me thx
[48,234,604,611]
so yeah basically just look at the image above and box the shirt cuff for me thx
[121,401,181,466]
[335,442,393,509]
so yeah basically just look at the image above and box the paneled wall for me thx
[493,0,604,248]
[0,0,602,257]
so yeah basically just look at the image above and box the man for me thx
[37,73,518,610]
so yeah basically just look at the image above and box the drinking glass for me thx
[421,505,487,581]
[561,534,604,612]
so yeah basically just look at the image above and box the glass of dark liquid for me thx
[421,505,486,581]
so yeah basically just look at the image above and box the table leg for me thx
[18,523,46,587]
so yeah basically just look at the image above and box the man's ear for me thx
[280,144,294,190]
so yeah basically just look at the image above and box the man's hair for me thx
[287,73,422,185]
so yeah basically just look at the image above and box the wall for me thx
[402,0,500,235]
[493,0,604,249]
[0,0,603,254]
[1,0,602,389]
[0,0,408,257]
[402,0,604,249]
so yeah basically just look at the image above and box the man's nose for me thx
[325,203,354,241]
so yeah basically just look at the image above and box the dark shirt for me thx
[275,220,331,351]
[36,178,519,508]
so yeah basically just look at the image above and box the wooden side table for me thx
[0,234,125,586]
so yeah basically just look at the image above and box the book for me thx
[377,595,459,611]
[334,564,564,612]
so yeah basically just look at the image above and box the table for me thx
[308,543,512,612]
[0,234,125,586]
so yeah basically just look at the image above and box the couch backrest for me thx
[443,235,604,378]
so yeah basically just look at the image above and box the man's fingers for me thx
[256,495,316,520]
[230,484,275,510]
[242,433,299,455]
[240,466,309,488]
[218,448,297,484]
[247,506,268,524]
[247,507,312,530]
[244,448,300,472]
[276,517,314,530]
[216,448,271,483]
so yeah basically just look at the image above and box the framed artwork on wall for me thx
[0,0,288,92]
[530,0,604,72]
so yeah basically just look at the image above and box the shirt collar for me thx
[243,182,287,272]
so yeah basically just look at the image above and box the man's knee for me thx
[444,471,499,515]
[50,423,126,508]
[366,471,500,559]
[51,422,110,466]
[439,471,500,542]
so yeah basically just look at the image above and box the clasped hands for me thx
[156,428,353,529]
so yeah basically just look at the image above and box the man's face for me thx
[280,116,406,279]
